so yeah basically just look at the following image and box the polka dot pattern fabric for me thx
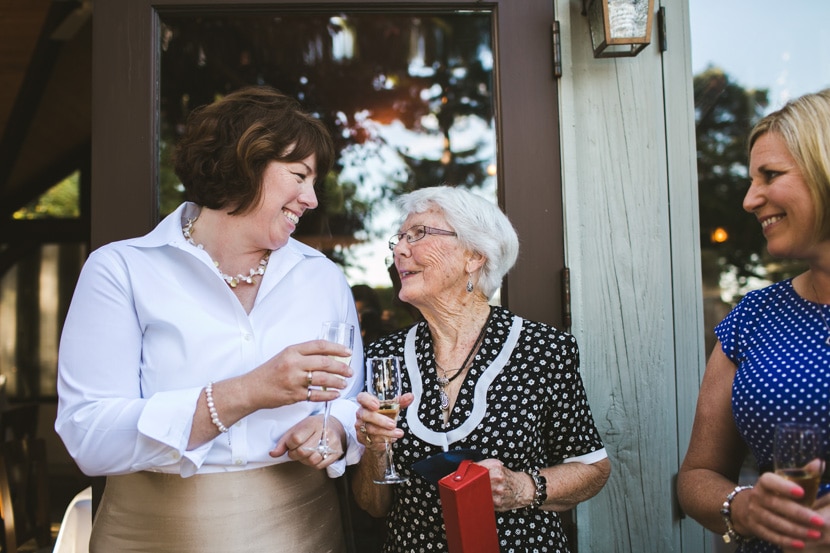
[716,279,830,553]
[365,306,606,553]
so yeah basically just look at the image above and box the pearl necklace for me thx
[810,280,830,347]
[182,217,271,288]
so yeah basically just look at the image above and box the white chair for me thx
[52,486,92,553]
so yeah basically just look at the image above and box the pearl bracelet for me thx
[205,382,229,434]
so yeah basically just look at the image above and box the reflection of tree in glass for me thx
[695,67,800,299]
[158,12,496,269]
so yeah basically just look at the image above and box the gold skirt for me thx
[90,463,346,553]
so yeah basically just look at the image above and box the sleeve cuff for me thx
[136,386,212,475]
[326,397,364,478]
[562,447,608,465]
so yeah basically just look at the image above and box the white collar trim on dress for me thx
[404,314,524,451]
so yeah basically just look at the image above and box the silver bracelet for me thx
[720,485,753,544]
[205,382,229,433]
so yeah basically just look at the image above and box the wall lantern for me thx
[582,0,655,58]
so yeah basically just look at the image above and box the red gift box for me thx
[438,459,500,553]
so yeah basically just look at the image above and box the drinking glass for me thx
[774,422,824,506]
[305,321,354,458]
[367,356,408,484]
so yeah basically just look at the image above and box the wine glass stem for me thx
[318,400,331,447]
[384,441,398,478]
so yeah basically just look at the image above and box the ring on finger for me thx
[306,371,313,386]
[365,434,372,444]
[360,424,367,434]
[307,387,312,401]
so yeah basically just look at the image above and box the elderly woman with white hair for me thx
[351,185,611,553]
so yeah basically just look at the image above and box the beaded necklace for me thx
[434,306,493,413]
[182,217,271,288]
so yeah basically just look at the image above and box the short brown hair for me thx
[174,86,335,215]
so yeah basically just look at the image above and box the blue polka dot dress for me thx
[365,306,607,553]
[716,279,830,553]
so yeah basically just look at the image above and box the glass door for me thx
[93,0,565,330]
[158,10,497,326]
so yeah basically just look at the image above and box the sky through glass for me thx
[690,0,830,112]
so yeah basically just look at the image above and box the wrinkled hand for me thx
[269,415,344,469]
[354,391,414,455]
[252,339,353,409]
[476,459,533,512]
[736,471,825,550]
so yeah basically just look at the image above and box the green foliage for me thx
[13,172,80,219]
[159,139,185,216]
[695,67,769,289]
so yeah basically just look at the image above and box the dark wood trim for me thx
[0,220,88,243]
[496,1,564,327]
[0,142,90,220]
[0,2,78,189]
[92,1,159,248]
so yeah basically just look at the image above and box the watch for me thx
[528,468,548,509]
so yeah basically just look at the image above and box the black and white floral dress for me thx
[365,306,607,553]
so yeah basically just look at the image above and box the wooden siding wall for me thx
[556,1,710,551]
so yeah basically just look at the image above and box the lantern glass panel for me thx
[608,0,649,40]
[586,0,607,49]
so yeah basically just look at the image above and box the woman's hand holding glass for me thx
[775,423,824,507]
[773,422,826,551]
[356,356,414,484]
[732,423,827,550]
[355,392,414,450]
[254,339,352,408]
[302,322,355,459]
[730,472,825,550]
[263,338,353,464]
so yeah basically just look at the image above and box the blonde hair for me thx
[748,89,830,241]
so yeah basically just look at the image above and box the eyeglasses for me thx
[388,225,457,250]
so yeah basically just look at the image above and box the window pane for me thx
[158,10,498,293]
[691,0,830,353]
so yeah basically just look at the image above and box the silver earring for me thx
[466,275,473,293]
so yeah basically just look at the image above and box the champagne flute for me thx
[367,356,408,484]
[305,321,354,458]
[774,422,824,506]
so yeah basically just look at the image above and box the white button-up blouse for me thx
[55,202,364,478]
